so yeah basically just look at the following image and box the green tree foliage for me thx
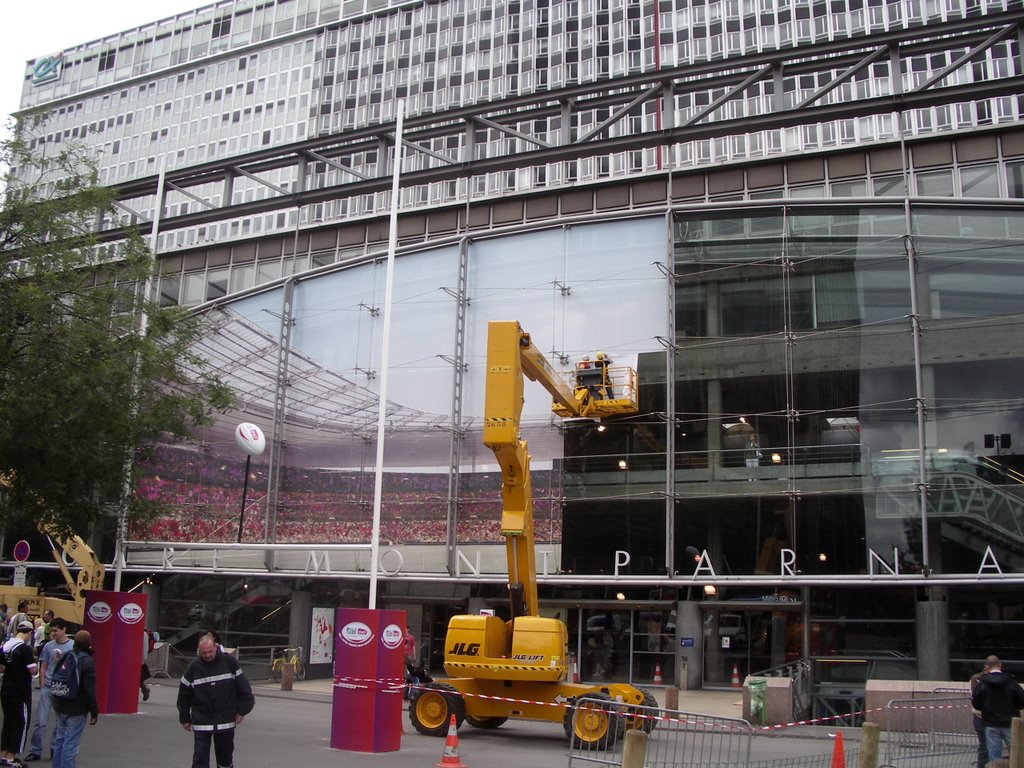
[0,132,234,538]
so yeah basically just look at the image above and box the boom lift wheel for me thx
[627,687,659,733]
[409,683,466,736]
[563,692,625,749]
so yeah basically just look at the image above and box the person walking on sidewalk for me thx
[24,618,73,762]
[177,634,255,768]
[972,655,1024,762]
[1,621,39,767]
[50,631,98,768]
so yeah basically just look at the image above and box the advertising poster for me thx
[310,607,334,665]
[83,590,147,714]
[330,607,405,752]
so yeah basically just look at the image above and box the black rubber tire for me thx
[629,687,659,733]
[562,692,624,749]
[465,715,508,729]
[409,683,466,736]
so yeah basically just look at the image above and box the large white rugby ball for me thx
[234,422,266,456]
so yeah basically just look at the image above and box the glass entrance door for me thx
[702,608,801,687]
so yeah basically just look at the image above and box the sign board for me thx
[721,636,731,650]
[680,637,694,648]
[13,565,26,587]
[12,540,30,562]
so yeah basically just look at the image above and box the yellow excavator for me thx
[409,321,654,747]
[0,527,105,625]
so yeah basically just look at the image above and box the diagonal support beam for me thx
[914,23,1018,92]
[794,46,891,110]
[385,134,457,166]
[472,115,553,149]
[166,180,218,210]
[112,200,151,223]
[230,165,291,196]
[575,82,663,144]
[304,149,371,180]
[682,64,773,127]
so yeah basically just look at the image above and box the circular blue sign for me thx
[12,540,30,562]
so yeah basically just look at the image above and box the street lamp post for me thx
[234,422,267,543]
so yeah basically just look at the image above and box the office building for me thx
[13,0,1024,707]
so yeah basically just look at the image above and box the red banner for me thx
[83,591,147,714]
[330,608,405,752]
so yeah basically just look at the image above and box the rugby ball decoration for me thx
[234,422,267,456]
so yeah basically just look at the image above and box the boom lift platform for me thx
[409,321,655,747]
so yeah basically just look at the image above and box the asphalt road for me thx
[38,680,845,768]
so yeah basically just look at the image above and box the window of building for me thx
[213,16,232,38]
[916,168,955,196]
[959,165,999,198]
[99,50,116,72]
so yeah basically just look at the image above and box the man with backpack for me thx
[178,634,254,768]
[23,618,72,762]
[1,621,39,767]
[50,631,98,768]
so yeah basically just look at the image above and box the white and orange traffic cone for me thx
[653,660,663,685]
[731,664,740,688]
[830,730,846,768]
[435,714,468,768]
[572,654,580,683]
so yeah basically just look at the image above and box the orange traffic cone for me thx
[653,661,663,684]
[436,714,468,768]
[830,730,846,768]
[731,664,740,688]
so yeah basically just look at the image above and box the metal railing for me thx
[883,694,975,768]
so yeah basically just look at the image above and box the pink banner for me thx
[330,608,405,753]
[83,591,147,714]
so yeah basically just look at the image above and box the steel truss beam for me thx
[104,10,1024,244]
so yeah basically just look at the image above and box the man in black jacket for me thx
[177,634,255,768]
[1,621,39,767]
[50,630,98,768]
[971,655,1024,762]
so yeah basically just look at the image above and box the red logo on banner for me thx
[118,603,144,624]
[381,623,403,650]
[339,621,373,647]
[88,602,113,623]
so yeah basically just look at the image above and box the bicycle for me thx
[269,646,306,682]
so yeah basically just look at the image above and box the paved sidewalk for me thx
[53,678,846,767]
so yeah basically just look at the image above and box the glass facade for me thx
[14,0,1024,685]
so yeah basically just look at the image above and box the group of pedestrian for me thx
[0,616,97,768]
[971,655,1024,767]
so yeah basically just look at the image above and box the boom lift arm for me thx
[39,525,105,609]
[483,321,637,619]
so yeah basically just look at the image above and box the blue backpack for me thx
[50,650,83,702]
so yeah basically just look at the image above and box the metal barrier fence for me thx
[883,695,976,768]
[564,703,856,768]
[566,703,753,768]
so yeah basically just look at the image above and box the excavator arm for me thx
[39,525,105,610]
[483,321,637,619]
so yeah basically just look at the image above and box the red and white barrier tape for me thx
[333,678,968,733]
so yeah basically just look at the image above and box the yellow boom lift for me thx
[409,321,654,747]
[0,527,105,625]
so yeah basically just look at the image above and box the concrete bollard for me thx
[858,721,880,768]
[664,687,679,710]
[620,729,648,768]
[1012,717,1022,768]
[280,661,294,691]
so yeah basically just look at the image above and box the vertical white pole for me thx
[368,100,405,608]
[114,161,166,592]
